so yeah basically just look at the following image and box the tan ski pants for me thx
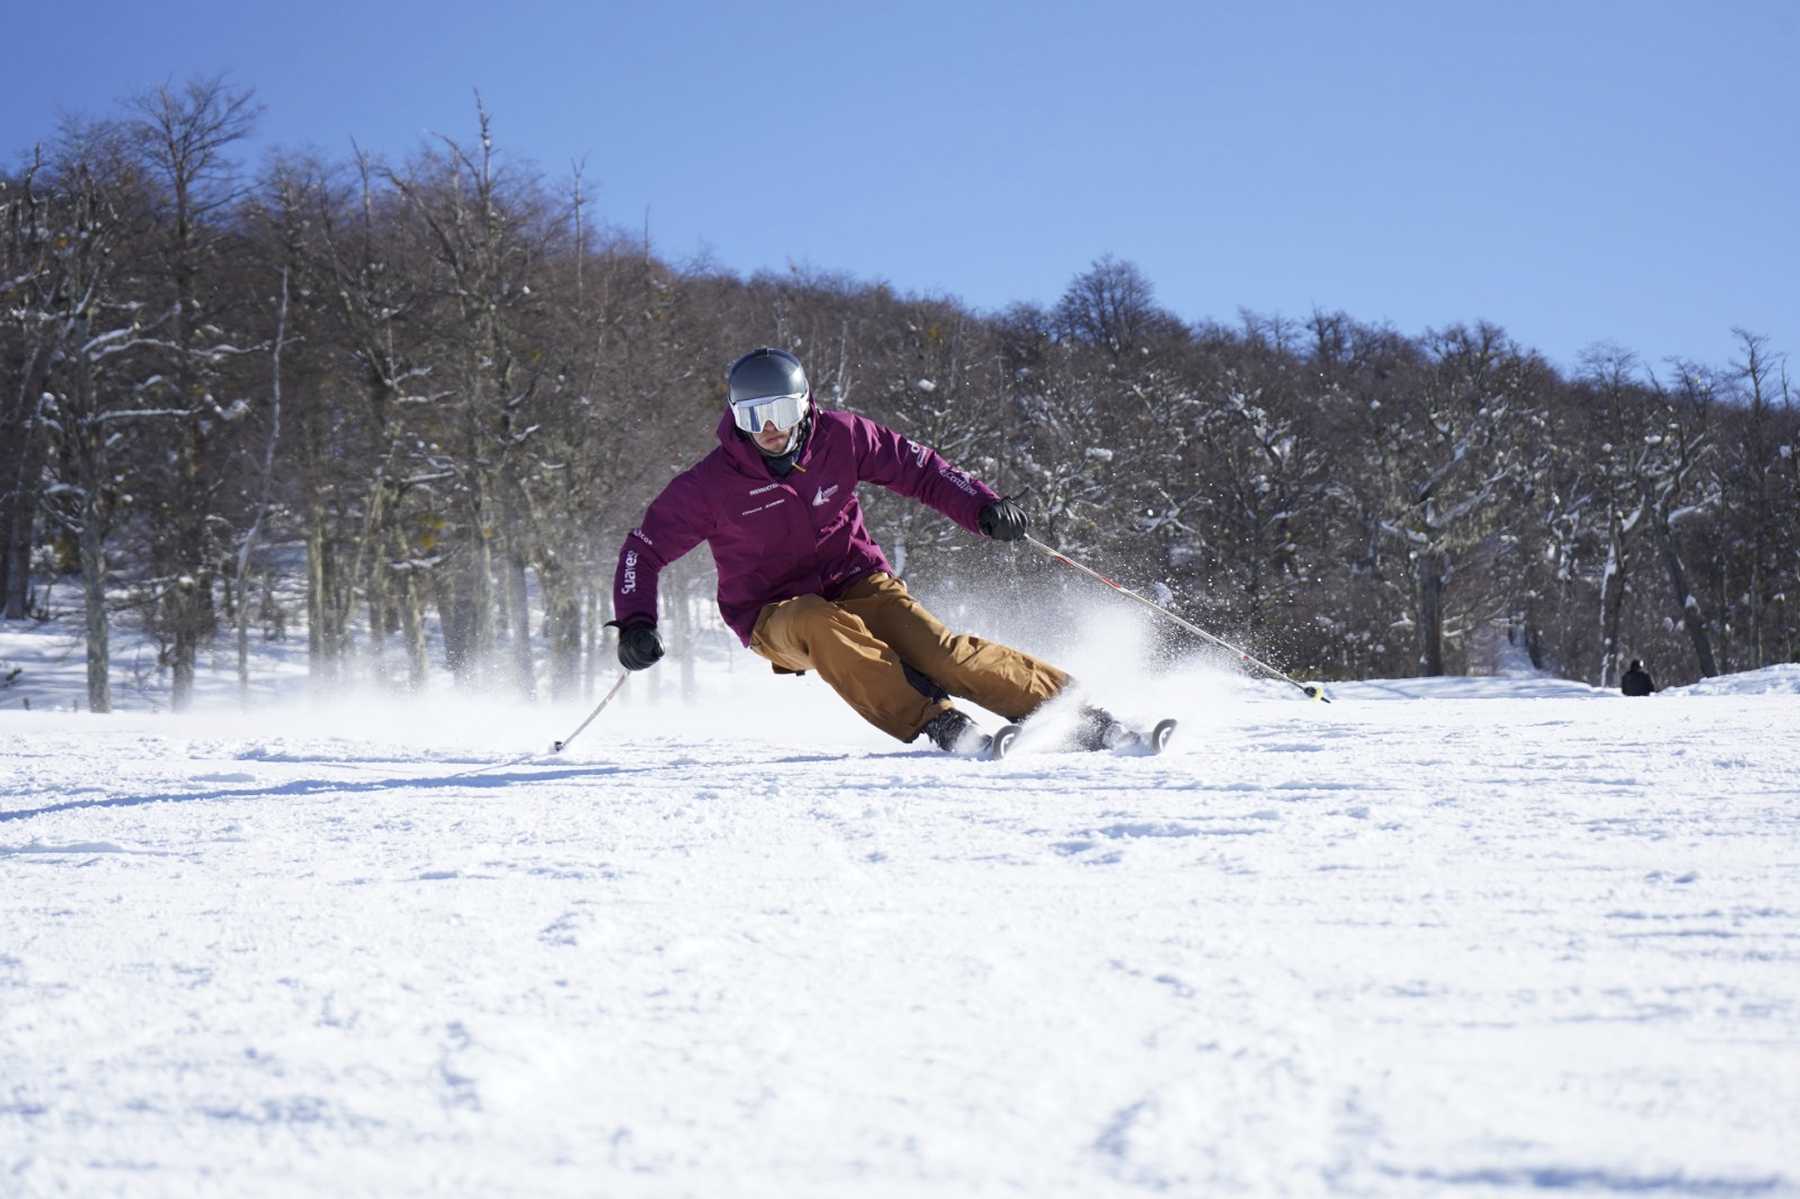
[749,572,1070,742]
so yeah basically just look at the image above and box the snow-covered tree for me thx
[1344,323,1551,675]
[126,75,262,710]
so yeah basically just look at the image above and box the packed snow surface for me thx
[4,659,1799,1196]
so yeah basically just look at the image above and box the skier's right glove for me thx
[614,620,664,671]
[979,497,1030,542]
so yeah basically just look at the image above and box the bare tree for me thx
[386,98,559,695]
[1727,329,1786,667]
[1353,325,1547,675]
[26,125,176,712]
[1645,362,1721,677]
[1578,344,1656,687]
[231,265,286,703]
[2,149,61,621]
[1055,255,1167,356]
[127,74,262,710]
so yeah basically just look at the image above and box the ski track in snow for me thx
[3,671,1800,1196]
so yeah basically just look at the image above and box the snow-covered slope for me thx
[1665,663,1800,698]
[3,641,1798,1196]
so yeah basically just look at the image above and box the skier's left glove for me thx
[979,497,1030,542]
[611,619,664,671]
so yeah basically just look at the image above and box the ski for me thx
[977,717,1176,758]
[1142,717,1178,755]
[1090,717,1178,756]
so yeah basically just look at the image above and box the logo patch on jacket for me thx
[938,465,977,495]
[812,484,840,508]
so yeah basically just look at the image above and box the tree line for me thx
[3,79,1795,712]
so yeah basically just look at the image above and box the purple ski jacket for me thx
[612,409,1001,645]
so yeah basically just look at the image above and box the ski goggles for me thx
[729,391,808,433]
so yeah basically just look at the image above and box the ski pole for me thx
[445,672,632,779]
[1021,534,1330,703]
[551,671,631,753]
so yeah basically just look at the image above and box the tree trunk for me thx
[1597,526,1627,688]
[320,523,348,683]
[506,542,533,698]
[1654,512,1717,678]
[471,526,495,685]
[460,460,496,688]
[3,346,54,620]
[306,514,331,680]
[235,584,251,709]
[583,579,600,700]
[78,484,111,715]
[493,529,512,652]
[398,567,428,693]
[167,398,217,712]
[499,473,532,696]
[1416,552,1447,676]
[302,382,331,682]
[438,565,472,681]
[1750,559,1764,668]
[1712,562,1732,675]
[445,524,493,687]
[366,547,389,682]
[540,558,582,702]
[4,418,46,620]
[394,528,428,692]
[168,571,200,710]
[0,397,15,613]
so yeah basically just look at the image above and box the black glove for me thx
[614,620,664,671]
[979,496,1030,542]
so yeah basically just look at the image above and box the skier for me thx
[607,346,1129,756]
[1621,659,1656,697]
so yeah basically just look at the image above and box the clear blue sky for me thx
[8,0,1795,374]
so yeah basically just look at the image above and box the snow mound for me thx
[1664,663,1800,697]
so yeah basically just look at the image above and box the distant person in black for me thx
[1621,659,1656,696]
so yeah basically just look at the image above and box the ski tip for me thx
[1149,718,1178,755]
[988,724,1022,761]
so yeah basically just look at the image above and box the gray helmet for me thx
[727,347,809,406]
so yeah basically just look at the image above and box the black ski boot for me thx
[921,708,996,757]
[1073,704,1138,752]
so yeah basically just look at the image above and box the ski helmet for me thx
[727,348,810,429]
